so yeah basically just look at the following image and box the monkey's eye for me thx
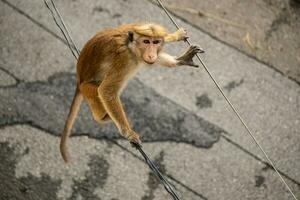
[143,39,150,44]
[153,40,161,44]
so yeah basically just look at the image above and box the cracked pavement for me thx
[0,0,299,199]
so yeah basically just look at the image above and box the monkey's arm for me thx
[164,28,187,42]
[157,45,203,67]
[98,75,141,144]
[157,52,178,67]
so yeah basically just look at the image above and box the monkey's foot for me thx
[177,28,188,41]
[125,129,142,146]
[177,45,204,67]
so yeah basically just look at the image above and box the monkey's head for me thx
[128,23,168,64]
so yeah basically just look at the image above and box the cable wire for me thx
[44,0,79,59]
[155,0,298,199]
[132,143,181,200]
[44,1,182,199]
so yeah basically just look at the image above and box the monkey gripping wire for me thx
[155,0,298,199]
[44,1,181,199]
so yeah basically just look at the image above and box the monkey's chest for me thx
[124,62,141,80]
[118,63,141,93]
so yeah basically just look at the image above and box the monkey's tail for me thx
[60,87,83,163]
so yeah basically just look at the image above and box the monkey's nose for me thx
[148,55,157,61]
[148,55,154,59]
[144,54,157,64]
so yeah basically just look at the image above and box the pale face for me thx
[135,36,164,64]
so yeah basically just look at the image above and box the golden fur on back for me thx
[60,22,192,162]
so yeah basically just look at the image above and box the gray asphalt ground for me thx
[0,0,299,200]
[162,0,300,83]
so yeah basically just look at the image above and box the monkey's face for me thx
[130,34,164,64]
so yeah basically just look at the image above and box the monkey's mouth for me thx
[144,61,155,65]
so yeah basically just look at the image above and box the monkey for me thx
[60,22,203,162]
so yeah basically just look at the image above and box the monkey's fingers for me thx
[130,136,142,145]
[177,28,188,41]
[196,46,205,54]
[126,131,142,146]
[190,45,205,54]
[183,36,189,41]
[130,137,142,149]
[188,62,199,68]
[186,45,205,55]
[185,60,199,68]
[130,141,142,149]
[177,59,199,68]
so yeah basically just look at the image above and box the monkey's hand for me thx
[176,45,204,67]
[176,28,188,41]
[124,129,142,146]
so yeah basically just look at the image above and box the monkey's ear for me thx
[128,31,134,42]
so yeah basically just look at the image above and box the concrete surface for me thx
[0,0,299,200]
[161,0,300,83]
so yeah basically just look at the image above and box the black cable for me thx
[44,0,79,59]
[132,143,181,200]
[155,0,298,199]
[44,1,183,199]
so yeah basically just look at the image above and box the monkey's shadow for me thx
[0,73,223,148]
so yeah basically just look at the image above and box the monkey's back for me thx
[76,24,136,85]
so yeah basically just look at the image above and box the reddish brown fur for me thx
[60,23,200,162]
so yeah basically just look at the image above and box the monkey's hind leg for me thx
[79,82,111,123]
[60,87,83,163]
